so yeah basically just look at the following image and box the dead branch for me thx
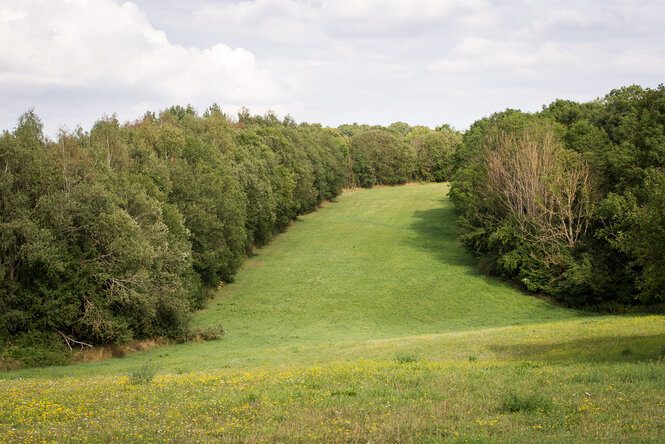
[55,329,93,350]
[481,128,594,253]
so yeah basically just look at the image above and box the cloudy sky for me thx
[1,0,664,136]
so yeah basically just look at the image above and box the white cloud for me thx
[0,0,281,133]
[426,0,665,89]
[192,0,492,42]
[3,0,665,134]
[429,38,578,76]
[321,0,490,23]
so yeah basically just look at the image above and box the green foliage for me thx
[0,107,355,365]
[350,129,415,186]
[410,125,461,182]
[343,123,460,187]
[616,170,665,301]
[452,85,665,307]
[394,353,418,364]
[451,114,596,300]
[1,331,72,369]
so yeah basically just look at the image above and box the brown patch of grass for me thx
[73,338,166,364]
[0,357,21,371]
[245,260,265,268]
[73,326,224,365]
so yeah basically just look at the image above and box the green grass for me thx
[2,183,664,442]
[194,183,579,343]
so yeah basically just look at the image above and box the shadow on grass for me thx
[409,199,602,318]
[491,333,665,365]
[407,198,473,267]
[407,197,552,300]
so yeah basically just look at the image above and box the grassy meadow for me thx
[2,183,664,442]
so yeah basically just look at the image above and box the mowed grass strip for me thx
[194,183,580,346]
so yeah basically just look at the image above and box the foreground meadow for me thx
[2,184,664,442]
[2,317,665,442]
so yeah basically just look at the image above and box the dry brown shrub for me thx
[479,126,596,269]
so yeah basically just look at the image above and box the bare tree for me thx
[479,127,595,272]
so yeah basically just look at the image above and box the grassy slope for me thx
[2,183,664,442]
[194,183,578,343]
[8,183,578,377]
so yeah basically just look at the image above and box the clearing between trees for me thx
[1,183,664,442]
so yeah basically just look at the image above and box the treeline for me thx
[340,122,461,188]
[12,83,663,366]
[0,106,349,365]
[0,106,456,366]
[450,84,665,308]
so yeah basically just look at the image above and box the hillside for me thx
[1,184,664,442]
[8,183,577,376]
[192,183,579,351]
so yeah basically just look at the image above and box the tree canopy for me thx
[450,84,665,307]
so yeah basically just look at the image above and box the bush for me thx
[189,324,225,342]
[1,331,72,369]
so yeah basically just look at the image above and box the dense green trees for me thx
[9,84,663,367]
[451,85,665,307]
[349,130,414,187]
[1,112,200,354]
[340,122,461,187]
[616,170,665,302]
[411,125,461,182]
[0,107,360,366]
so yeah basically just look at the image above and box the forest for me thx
[1,84,664,368]
[0,105,459,366]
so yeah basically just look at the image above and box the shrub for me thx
[128,361,157,385]
[1,331,72,369]
[189,324,225,342]
[500,391,552,414]
[394,353,418,364]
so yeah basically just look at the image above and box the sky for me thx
[1,0,664,137]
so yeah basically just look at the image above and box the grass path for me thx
[194,183,580,350]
